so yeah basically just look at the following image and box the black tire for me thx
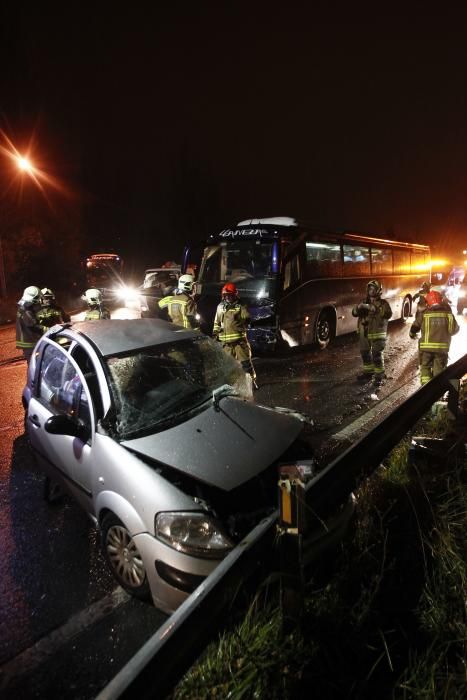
[401,296,411,321]
[43,476,64,504]
[101,513,150,600]
[315,310,335,349]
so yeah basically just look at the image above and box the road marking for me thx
[332,381,419,442]
[0,588,129,690]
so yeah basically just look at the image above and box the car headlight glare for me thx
[113,286,139,302]
[155,512,233,559]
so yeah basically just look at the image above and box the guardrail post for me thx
[447,378,460,421]
[278,463,313,634]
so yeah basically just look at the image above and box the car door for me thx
[26,340,96,514]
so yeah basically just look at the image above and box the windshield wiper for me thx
[212,384,239,410]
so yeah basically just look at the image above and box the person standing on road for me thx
[413,281,432,313]
[83,288,111,320]
[212,282,257,387]
[37,288,71,328]
[16,286,49,362]
[352,279,393,387]
[157,274,200,329]
[409,290,459,385]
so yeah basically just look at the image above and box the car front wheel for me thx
[101,513,150,600]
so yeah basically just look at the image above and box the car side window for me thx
[39,344,91,431]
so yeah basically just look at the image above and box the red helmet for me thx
[222,282,238,298]
[425,290,442,307]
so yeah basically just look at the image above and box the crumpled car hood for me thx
[122,398,303,491]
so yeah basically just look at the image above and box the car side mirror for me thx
[45,414,87,440]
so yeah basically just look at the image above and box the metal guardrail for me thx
[97,354,467,700]
[97,515,277,700]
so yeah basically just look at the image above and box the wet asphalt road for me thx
[1,311,466,698]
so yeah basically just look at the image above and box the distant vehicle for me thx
[139,266,181,318]
[182,217,431,350]
[84,253,124,289]
[21,318,353,612]
[442,265,466,315]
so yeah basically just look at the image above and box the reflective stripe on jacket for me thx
[158,293,197,329]
[352,298,392,340]
[410,305,459,352]
[16,304,47,349]
[213,301,250,343]
[84,306,111,321]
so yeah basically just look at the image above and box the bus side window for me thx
[343,245,370,275]
[411,251,430,275]
[283,255,301,290]
[393,250,410,274]
[371,247,393,275]
[306,241,342,277]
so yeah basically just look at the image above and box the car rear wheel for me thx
[101,513,150,600]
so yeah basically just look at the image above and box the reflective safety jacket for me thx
[16,302,48,350]
[410,303,459,352]
[352,297,393,340]
[84,305,111,321]
[37,303,71,328]
[158,292,198,329]
[213,301,250,343]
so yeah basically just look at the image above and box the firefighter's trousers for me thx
[359,336,386,376]
[419,351,448,386]
[222,339,256,380]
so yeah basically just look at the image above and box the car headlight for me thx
[113,286,139,302]
[155,511,233,559]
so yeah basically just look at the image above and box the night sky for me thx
[2,5,467,274]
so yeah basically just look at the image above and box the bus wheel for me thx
[401,296,411,321]
[315,310,335,349]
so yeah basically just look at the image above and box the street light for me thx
[16,156,34,173]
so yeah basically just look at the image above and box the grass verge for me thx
[172,408,467,699]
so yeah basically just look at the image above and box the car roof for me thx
[65,319,199,357]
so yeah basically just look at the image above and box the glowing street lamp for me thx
[16,156,34,173]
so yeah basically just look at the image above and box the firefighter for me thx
[83,288,111,320]
[409,289,459,385]
[212,282,257,387]
[352,279,393,386]
[16,286,49,362]
[37,288,71,328]
[157,274,199,329]
[412,281,432,311]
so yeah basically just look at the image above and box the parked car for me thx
[139,267,181,318]
[23,319,352,612]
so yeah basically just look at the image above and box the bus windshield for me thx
[199,241,275,284]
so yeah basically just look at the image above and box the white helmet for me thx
[178,274,194,293]
[21,286,41,304]
[84,288,102,305]
[41,287,55,305]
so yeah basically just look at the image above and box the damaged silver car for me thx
[23,319,341,613]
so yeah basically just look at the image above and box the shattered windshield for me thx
[106,335,252,438]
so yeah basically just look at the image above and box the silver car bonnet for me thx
[121,398,304,491]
